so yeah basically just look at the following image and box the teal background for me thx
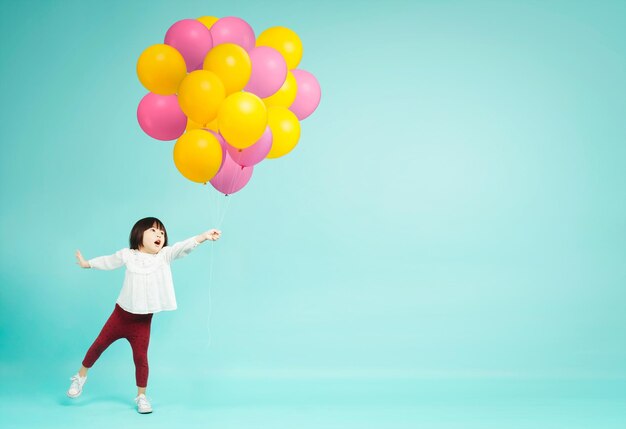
[1,0,625,427]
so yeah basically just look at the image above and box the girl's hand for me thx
[205,229,221,241]
[75,250,90,268]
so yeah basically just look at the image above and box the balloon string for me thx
[204,193,228,350]
[204,237,215,350]
[204,194,218,350]
[204,162,244,350]
[205,190,224,350]
[218,195,230,228]
[216,194,224,228]
[208,186,217,226]
[204,192,228,350]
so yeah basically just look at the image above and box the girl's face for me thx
[139,223,165,254]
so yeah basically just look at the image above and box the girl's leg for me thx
[81,306,124,371]
[127,315,153,395]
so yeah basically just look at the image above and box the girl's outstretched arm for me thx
[82,249,126,270]
[162,229,222,263]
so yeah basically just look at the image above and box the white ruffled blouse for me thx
[88,236,200,314]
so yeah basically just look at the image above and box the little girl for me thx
[67,216,221,414]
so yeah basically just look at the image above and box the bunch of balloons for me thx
[136,16,321,195]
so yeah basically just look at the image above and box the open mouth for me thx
[154,240,161,246]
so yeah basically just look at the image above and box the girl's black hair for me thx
[129,217,168,250]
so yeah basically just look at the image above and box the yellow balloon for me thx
[256,26,303,70]
[185,118,218,132]
[218,92,267,149]
[197,16,219,30]
[186,117,218,132]
[173,129,223,183]
[262,71,298,108]
[185,117,202,131]
[266,107,301,159]
[178,70,225,125]
[206,117,219,131]
[203,43,252,95]
[137,44,187,95]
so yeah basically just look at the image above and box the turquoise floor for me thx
[1,365,624,428]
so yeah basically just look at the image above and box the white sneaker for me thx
[67,373,87,398]
[135,394,153,414]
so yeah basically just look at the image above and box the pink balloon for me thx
[226,126,272,167]
[209,16,255,51]
[244,46,288,98]
[289,69,321,120]
[137,93,187,141]
[210,151,253,195]
[165,19,213,72]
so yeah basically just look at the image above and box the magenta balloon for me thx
[210,151,253,195]
[165,19,213,72]
[289,69,322,120]
[244,46,288,98]
[226,126,272,167]
[209,16,255,51]
[137,93,187,141]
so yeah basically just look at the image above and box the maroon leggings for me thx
[82,303,153,388]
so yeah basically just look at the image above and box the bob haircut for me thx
[129,217,168,250]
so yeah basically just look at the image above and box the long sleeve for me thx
[162,237,200,264]
[88,249,127,270]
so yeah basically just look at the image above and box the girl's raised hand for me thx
[75,250,90,268]
[206,229,221,241]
